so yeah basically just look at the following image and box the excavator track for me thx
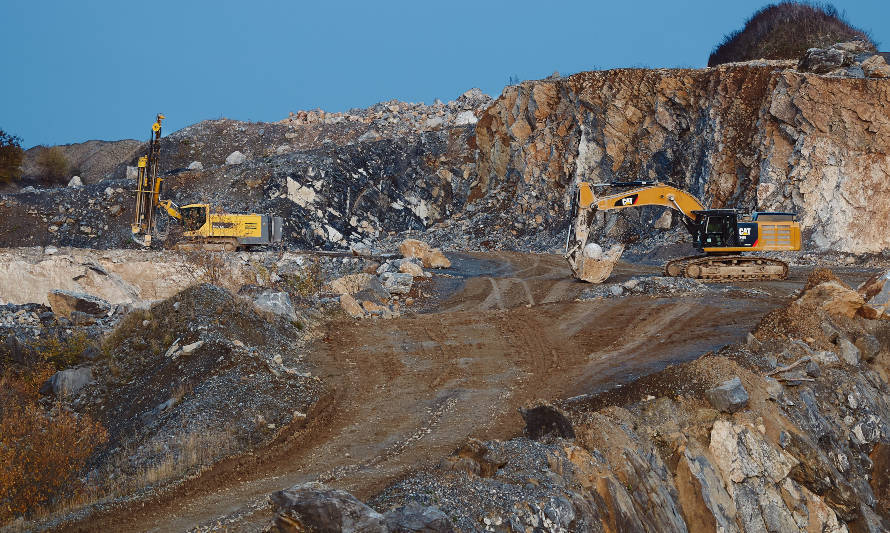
[175,238,239,252]
[664,255,788,282]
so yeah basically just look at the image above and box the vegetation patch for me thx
[709,1,875,66]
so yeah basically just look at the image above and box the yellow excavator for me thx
[565,181,801,282]
[132,114,283,251]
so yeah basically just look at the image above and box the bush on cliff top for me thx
[708,1,875,66]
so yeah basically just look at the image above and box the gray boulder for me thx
[798,47,852,73]
[380,272,413,295]
[837,337,860,365]
[855,334,881,362]
[187,160,204,171]
[270,482,387,532]
[47,289,111,318]
[254,291,299,322]
[225,150,246,165]
[705,377,749,414]
[40,367,94,396]
[383,501,455,532]
[67,175,83,188]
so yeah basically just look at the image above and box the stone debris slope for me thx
[353,269,890,532]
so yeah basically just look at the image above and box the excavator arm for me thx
[565,181,706,282]
[157,199,182,220]
[587,183,705,218]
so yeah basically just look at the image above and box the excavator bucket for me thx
[571,243,624,283]
[564,182,624,283]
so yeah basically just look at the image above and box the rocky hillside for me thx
[21,139,141,185]
[269,270,890,532]
[2,46,889,258]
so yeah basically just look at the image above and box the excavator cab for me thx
[692,209,739,249]
[180,205,208,232]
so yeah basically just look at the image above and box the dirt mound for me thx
[77,283,318,497]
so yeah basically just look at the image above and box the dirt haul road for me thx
[62,252,836,532]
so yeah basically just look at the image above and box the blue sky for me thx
[3,0,887,147]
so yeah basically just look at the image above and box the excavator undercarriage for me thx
[565,181,801,283]
[663,255,789,282]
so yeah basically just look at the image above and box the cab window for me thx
[180,206,207,231]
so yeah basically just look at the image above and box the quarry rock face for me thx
[475,66,890,253]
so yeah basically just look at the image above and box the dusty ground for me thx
[55,252,876,532]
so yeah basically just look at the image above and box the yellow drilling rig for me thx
[131,114,282,251]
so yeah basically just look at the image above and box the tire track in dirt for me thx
[60,252,790,532]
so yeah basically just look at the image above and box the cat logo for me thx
[739,227,752,236]
[615,194,638,207]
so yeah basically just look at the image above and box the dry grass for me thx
[0,368,107,524]
[29,332,90,370]
[184,249,229,285]
[102,427,238,496]
[709,1,875,66]
[285,257,324,300]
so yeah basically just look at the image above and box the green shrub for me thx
[0,130,23,185]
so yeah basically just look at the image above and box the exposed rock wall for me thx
[756,73,890,253]
[475,67,890,253]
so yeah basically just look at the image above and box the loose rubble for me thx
[367,269,890,532]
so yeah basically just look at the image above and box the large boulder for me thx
[225,150,246,165]
[340,293,366,319]
[398,239,451,269]
[329,273,381,296]
[795,281,864,318]
[705,377,749,414]
[39,367,94,397]
[798,47,852,73]
[861,54,890,78]
[47,289,112,318]
[837,337,860,365]
[859,271,890,318]
[380,272,413,295]
[254,291,299,322]
[383,501,455,532]
[269,482,387,532]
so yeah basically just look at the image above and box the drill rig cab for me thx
[565,181,801,282]
[131,114,283,251]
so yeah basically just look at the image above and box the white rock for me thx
[188,161,204,170]
[181,340,204,355]
[44,246,58,255]
[67,175,83,188]
[582,243,603,259]
[837,338,860,365]
[225,151,246,165]
[425,116,444,128]
[455,111,478,126]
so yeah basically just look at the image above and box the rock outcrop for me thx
[474,66,890,253]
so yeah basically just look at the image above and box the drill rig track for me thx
[664,254,789,282]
